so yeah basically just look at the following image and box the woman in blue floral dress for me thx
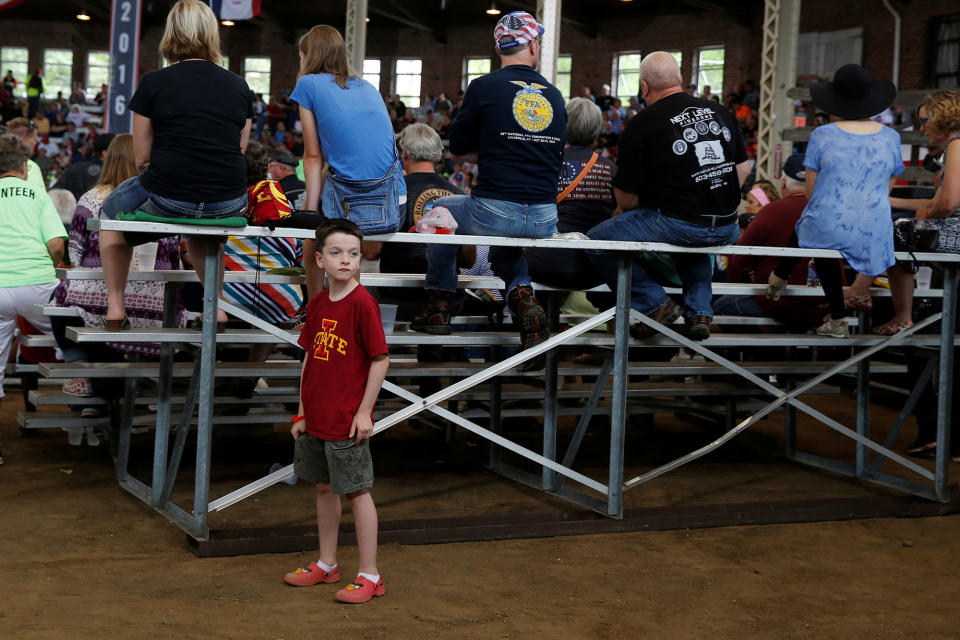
[767,64,901,338]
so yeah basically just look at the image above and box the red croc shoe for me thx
[284,562,340,587]
[335,575,384,603]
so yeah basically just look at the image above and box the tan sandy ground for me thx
[1,391,958,640]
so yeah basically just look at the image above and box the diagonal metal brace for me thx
[208,301,615,511]
[622,310,943,491]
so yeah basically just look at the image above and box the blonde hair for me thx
[159,0,222,64]
[298,25,353,90]
[96,134,138,191]
[922,90,960,138]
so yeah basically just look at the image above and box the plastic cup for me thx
[134,242,159,272]
[379,304,397,334]
[915,266,933,290]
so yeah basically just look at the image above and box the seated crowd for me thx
[1,3,958,469]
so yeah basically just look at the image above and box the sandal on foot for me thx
[336,575,384,603]
[871,320,913,335]
[62,378,93,397]
[104,317,130,331]
[844,294,873,311]
[284,562,340,587]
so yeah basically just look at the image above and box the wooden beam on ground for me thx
[189,493,960,557]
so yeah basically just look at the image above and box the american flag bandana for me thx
[494,11,545,50]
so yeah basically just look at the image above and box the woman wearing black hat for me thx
[766,64,902,338]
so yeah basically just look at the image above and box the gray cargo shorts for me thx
[293,433,374,495]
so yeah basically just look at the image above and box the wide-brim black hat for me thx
[810,64,897,120]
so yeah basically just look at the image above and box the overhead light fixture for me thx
[221,19,235,26]
[76,10,91,21]
[486,2,501,15]
[365,17,370,22]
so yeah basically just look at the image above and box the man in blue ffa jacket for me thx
[411,11,566,366]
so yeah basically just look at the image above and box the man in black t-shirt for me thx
[586,52,750,341]
[412,11,566,366]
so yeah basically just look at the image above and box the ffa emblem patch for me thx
[509,80,553,133]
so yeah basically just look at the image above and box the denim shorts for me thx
[293,433,374,495]
[101,176,248,246]
[321,158,405,235]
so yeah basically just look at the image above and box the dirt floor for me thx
[2,387,959,640]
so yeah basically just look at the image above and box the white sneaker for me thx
[85,427,100,447]
[816,316,848,338]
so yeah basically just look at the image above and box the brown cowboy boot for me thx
[507,285,549,370]
[411,289,453,335]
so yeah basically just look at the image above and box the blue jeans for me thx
[712,294,768,317]
[102,176,248,221]
[321,158,405,235]
[425,195,557,293]
[586,208,739,319]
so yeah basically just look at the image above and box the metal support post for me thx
[607,255,632,518]
[758,0,799,180]
[542,294,559,490]
[161,357,203,504]
[488,345,503,470]
[116,375,137,483]
[560,352,614,474]
[935,265,957,500]
[784,378,796,457]
[151,281,178,506]
[536,0,562,87]
[856,311,871,476]
[344,0,368,79]
[191,238,222,539]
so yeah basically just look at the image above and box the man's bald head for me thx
[640,52,682,92]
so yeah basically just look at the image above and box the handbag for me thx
[321,155,403,235]
[917,215,960,253]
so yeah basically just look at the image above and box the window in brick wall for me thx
[462,57,491,91]
[363,59,381,91]
[933,15,960,88]
[797,28,862,78]
[244,56,271,97]
[86,51,110,98]
[43,49,73,101]
[556,55,572,98]
[693,46,724,97]
[667,50,683,79]
[218,56,230,71]
[394,58,422,108]
[1,47,29,98]
[613,51,642,103]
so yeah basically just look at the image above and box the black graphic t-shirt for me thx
[557,145,616,230]
[615,92,746,219]
[448,65,566,205]
[379,171,464,274]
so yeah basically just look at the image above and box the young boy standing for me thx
[284,219,390,604]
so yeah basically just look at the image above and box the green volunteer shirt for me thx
[26,159,45,190]
[0,175,65,287]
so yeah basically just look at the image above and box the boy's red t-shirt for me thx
[297,284,388,441]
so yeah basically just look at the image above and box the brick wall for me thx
[0,3,953,104]
[800,0,959,90]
